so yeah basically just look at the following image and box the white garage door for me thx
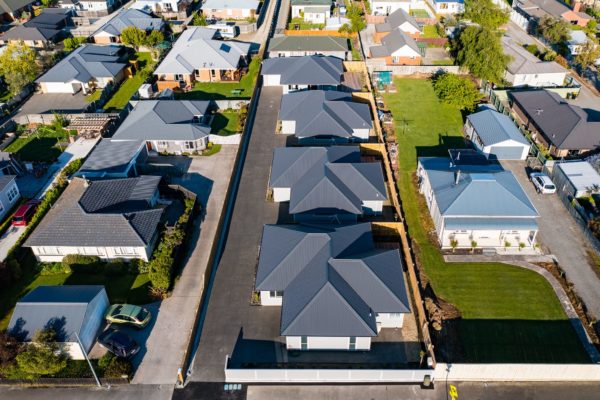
[263,74,280,86]
[489,146,526,160]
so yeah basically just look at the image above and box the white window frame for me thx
[7,186,18,203]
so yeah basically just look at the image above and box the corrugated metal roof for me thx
[268,36,349,53]
[79,139,144,175]
[94,8,164,37]
[261,55,344,86]
[467,109,529,146]
[556,161,600,193]
[370,29,421,57]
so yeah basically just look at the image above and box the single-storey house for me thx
[25,8,71,29]
[77,139,147,179]
[369,28,422,65]
[92,8,164,44]
[24,176,164,262]
[8,286,109,360]
[465,109,531,160]
[511,0,592,32]
[0,175,20,221]
[270,146,387,222]
[427,0,464,14]
[371,0,414,16]
[0,0,35,20]
[510,90,600,158]
[60,0,115,15]
[553,161,600,198]
[0,152,24,176]
[0,25,61,49]
[291,0,331,24]
[417,151,539,249]
[111,100,211,154]
[154,27,251,88]
[255,223,411,351]
[131,0,193,19]
[261,55,344,93]
[502,37,567,88]
[36,44,128,95]
[201,0,260,20]
[279,90,373,142]
[374,8,421,42]
[267,35,349,59]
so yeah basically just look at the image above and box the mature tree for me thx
[575,40,600,69]
[144,30,164,48]
[192,11,207,26]
[342,3,366,33]
[537,16,570,44]
[63,36,86,52]
[0,333,21,371]
[455,26,509,83]
[40,0,57,7]
[463,0,509,30]
[15,329,67,379]
[0,42,40,96]
[433,73,482,111]
[120,26,147,51]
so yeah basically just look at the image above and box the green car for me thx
[105,304,151,329]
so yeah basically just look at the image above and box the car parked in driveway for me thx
[12,199,41,226]
[105,304,151,329]
[530,172,557,194]
[97,328,140,358]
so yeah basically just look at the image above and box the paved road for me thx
[503,160,600,319]
[0,384,173,400]
[188,87,285,382]
[132,146,238,384]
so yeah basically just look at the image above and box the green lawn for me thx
[176,57,261,100]
[410,9,430,18]
[422,25,441,38]
[5,126,71,163]
[103,52,154,112]
[211,111,240,135]
[287,17,324,30]
[383,78,589,363]
[85,89,102,103]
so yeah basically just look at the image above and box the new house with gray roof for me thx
[0,0,36,19]
[256,223,411,351]
[279,90,373,142]
[0,24,61,49]
[267,36,349,59]
[36,44,128,95]
[262,55,344,93]
[92,8,164,44]
[417,154,539,249]
[465,109,531,160]
[77,139,147,179]
[8,286,109,360]
[510,90,600,158]
[374,8,421,39]
[369,28,422,65]
[270,146,387,223]
[25,176,164,262]
[291,0,331,24]
[502,37,566,88]
[111,100,211,154]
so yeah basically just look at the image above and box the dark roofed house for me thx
[279,90,373,143]
[369,28,422,65]
[78,139,147,179]
[513,0,592,31]
[374,8,421,41]
[269,146,387,223]
[267,36,349,59]
[92,8,164,45]
[510,90,600,158]
[262,55,344,93]
[111,100,212,154]
[0,25,61,49]
[0,0,36,20]
[256,223,411,351]
[8,285,109,359]
[25,176,164,262]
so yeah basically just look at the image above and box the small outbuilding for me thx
[8,285,109,360]
[553,161,600,199]
[465,109,530,160]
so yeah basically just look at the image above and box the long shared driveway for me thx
[503,160,600,319]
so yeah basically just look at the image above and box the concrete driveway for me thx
[502,160,600,319]
[131,146,238,384]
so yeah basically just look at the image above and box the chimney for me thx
[455,170,461,185]
[83,175,89,187]
[573,0,582,12]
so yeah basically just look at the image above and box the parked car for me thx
[530,172,557,194]
[97,329,140,358]
[105,304,151,329]
[12,199,41,226]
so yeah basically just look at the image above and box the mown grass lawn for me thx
[176,57,261,100]
[211,111,240,135]
[383,78,589,363]
[5,125,72,163]
[103,52,154,112]
[422,25,441,38]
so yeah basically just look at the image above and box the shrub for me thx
[103,357,132,378]
[40,262,71,275]
[148,255,173,291]
[62,254,100,273]
[105,260,126,276]
[0,333,21,375]
[15,329,67,379]
[130,258,149,274]
[6,258,21,280]
[98,352,114,372]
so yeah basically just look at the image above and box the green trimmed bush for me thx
[103,357,132,378]
[40,262,71,275]
[62,254,100,273]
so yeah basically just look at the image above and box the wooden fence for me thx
[284,29,357,38]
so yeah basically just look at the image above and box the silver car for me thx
[530,172,556,194]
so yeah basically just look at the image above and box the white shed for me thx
[465,109,530,160]
[553,161,600,199]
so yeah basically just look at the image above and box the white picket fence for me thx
[209,134,241,144]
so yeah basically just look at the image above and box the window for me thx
[349,336,356,350]
[269,291,283,298]
[158,141,169,147]
[114,247,137,255]
[184,141,195,150]
[175,74,184,81]
[164,3,173,11]
[7,186,18,203]
[300,336,308,350]
[389,313,402,318]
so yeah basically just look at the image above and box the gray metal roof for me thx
[502,37,566,75]
[261,55,343,85]
[0,174,15,192]
[418,157,539,219]
[2,25,61,41]
[279,90,372,138]
[370,28,421,57]
[8,285,106,343]
[79,139,144,175]
[154,27,250,74]
[510,90,600,150]
[268,35,349,53]
[269,147,387,216]
[24,177,163,248]
[0,0,36,14]
[467,109,529,146]
[112,100,211,142]
[24,9,69,30]
[94,8,163,37]
[36,44,127,84]
[375,8,420,33]
[256,223,410,337]
[555,161,600,194]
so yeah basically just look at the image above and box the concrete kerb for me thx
[444,255,600,363]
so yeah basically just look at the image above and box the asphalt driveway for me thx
[502,160,600,319]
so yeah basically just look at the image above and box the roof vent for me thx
[454,169,461,185]
[535,108,544,116]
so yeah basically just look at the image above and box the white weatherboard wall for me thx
[280,120,295,134]
[372,0,410,15]
[31,245,152,262]
[260,291,282,306]
[436,363,600,381]
[286,336,371,351]
[507,72,567,88]
[376,313,404,330]
[362,200,384,214]
[263,74,280,86]
[272,187,291,202]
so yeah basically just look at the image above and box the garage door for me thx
[489,146,525,160]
